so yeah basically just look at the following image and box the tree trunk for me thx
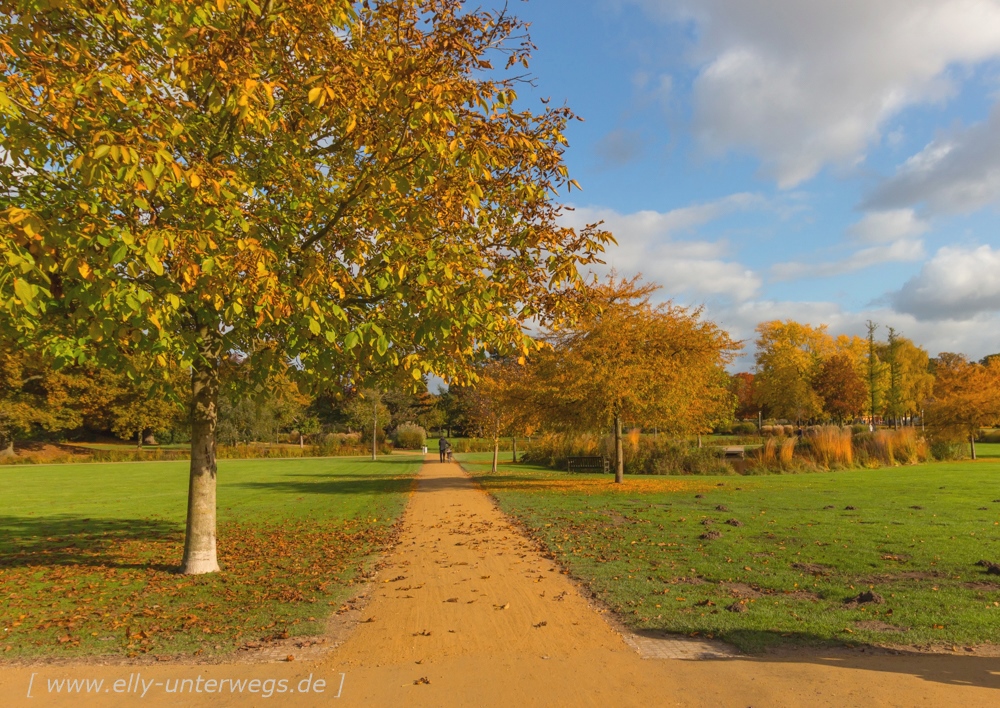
[299,433,304,450]
[614,412,624,484]
[512,436,517,463]
[492,437,499,473]
[971,433,977,460]
[0,438,14,458]
[371,397,378,462]
[180,350,221,575]
[136,429,142,450]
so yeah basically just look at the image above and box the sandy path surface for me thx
[4,457,1000,706]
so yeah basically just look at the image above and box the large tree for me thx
[464,358,534,472]
[753,320,832,423]
[0,0,608,572]
[532,275,739,483]
[0,348,84,455]
[927,355,1000,460]
[813,353,866,423]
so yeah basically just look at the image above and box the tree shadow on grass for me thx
[0,515,181,571]
[233,473,417,497]
[630,627,1000,690]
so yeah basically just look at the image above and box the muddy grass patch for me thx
[854,620,907,633]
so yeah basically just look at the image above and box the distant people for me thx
[438,437,450,463]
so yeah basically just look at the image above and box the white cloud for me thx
[865,104,1000,214]
[847,209,929,244]
[564,195,763,300]
[770,238,925,282]
[889,244,1000,320]
[768,209,928,281]
[630,0,1000,187]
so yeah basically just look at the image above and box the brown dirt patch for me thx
[860,571,947,583]
[791,562,834,576]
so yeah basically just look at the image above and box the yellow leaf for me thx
[77,261,91,279]
[346,114,357,133]
[308,86,323,104]
[189,172,202,188]
[140,169,156,192]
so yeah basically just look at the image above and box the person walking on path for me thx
[438,437,450,463]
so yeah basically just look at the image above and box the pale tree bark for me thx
[180,335,221,575]
[371,396,378,461]
[0,437,13,458]
[614,412,624,484]
[971,433,977,460]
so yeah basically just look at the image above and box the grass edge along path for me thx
[0,456,421,661]
[460,452,1000,654]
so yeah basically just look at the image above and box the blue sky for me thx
[500,0,1000,365]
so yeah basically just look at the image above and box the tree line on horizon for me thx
[5,294,1000,462]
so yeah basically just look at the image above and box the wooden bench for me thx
[722,446,745,460]
[566,456,610,473]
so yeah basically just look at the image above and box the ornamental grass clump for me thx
[392,423,426,450]
[803,425,853,468]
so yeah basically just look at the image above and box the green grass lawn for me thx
[0,456,420,659]
[460,452,1000,653]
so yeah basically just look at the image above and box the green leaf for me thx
[376,335,388,356]
[147,235,164,256]
[140,169,156,192]
[308,318,321,335]
[344,331,359,350]
[145,252,164,276]
[93,145,111,159]
[109,244,128,264]
[13,278,36,311]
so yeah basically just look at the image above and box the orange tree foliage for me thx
[464,358,534,472]
[730,371,758,421]
[0,0,608,572]
[926,355,1000,459]
[812,353,867,423]
[752,320,832,423]
[530,275,739,483]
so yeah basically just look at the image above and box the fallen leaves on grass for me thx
[475,475,714,497]
[0,519,396,658]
